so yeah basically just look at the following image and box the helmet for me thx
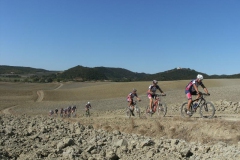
[87,102,90,104]
[153,80,158,84]
[132,88,137,92]
[197,74,203,80]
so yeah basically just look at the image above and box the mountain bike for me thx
[145,94,167,117]
[60,109,64,118]
[86,108,90,117]
[71,110,77,118]
[126,100,141,118]
[180,92,215,118]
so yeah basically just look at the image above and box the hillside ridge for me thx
[0,65,240,82]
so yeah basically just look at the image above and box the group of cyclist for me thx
[127,74,210,116]
[49,74,209,117]
[49,105,77,117]
[49,102,92,118]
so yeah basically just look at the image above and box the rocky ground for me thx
[0,114,239,160]
[1,98,240,160]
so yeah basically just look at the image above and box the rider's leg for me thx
[127,97,134,110]
[187,99,192,111]
[186,92,192,114]
[148,96,153,112]
[131,99,135,110]
[128,99,133,108]
[85,107,89,116]
[128,100,135,116]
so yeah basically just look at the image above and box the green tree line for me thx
[0,65,239,83]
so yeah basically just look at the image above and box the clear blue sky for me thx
[1,0,240,75]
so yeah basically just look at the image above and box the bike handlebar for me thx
[199,92,210,96]
[133,100,141,103]
[155,93,166,97]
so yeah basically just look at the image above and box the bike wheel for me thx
[126,107,131,118]
[157,102,167,117]
[180,102,192,118]
[200,102,215,118]
[135,106,141,117]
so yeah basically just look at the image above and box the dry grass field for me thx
[1,79,240,145]
[0,82,59,110]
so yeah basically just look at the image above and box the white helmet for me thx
[197,74,203,80]
[87,102,90,104]
[153,80,158,84]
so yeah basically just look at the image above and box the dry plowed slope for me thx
[1,79,240,145]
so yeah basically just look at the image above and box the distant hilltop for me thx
[0,65,240,83]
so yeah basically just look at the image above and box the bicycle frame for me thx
[151,95,160,113]
[126,100,141,117]
[130,101,136,108]
[146,94,167,117]
[129,101,139,111]
[191,94,206,111]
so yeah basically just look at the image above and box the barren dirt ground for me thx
[1,80,240,145]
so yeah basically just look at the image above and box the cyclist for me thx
[85,102,91,112]
[72,105,77,112]
[60,108,64,117]
[127,88,141,116]
[71,105,77,117]
[64,108,68,117]
[49,110,54,116]
[147,80,166,113]
[55,108,58,116]
[67,106,72,117]
[185,74,210,115]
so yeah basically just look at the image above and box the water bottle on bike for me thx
[193,103,198,109]
[152,104,157,113]
[192,102,198,112]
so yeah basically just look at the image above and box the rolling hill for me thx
[0,65,239,82]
